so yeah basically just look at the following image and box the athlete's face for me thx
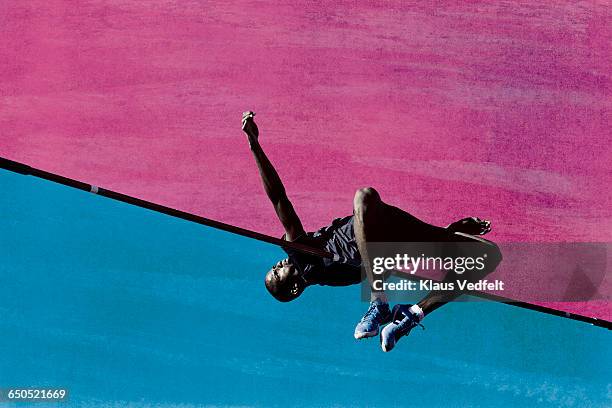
[272,258,298,281]
[265,258,303,302]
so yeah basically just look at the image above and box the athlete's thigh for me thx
[379,203,448,242]
[444,232,501,276]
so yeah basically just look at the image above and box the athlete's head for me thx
[265,258,306,302]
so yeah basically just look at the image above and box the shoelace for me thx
[362,303,384,323]
[395,314,425,334]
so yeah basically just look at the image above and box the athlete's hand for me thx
[447,217,491,235]
[242,111,259,143]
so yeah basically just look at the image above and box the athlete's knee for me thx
[353,187,380,217]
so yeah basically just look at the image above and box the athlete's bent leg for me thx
[353,187,393,338]
[353,187,457,339]
[354,187,443,299]
[380,234,502,351]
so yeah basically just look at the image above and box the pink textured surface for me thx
[1,1,610,320]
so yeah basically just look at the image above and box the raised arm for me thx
[242,112,305,241]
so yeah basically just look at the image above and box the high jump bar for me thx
[1,156,609,329]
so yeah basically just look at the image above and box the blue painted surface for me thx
[0,169,610,407]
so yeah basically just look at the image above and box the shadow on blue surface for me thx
[0,170,610,407]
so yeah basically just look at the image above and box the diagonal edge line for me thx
[1,156,610,330]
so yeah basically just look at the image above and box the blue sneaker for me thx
[380,304,424,352]
[354,300,391,339]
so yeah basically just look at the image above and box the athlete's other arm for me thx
[242,112,305,241]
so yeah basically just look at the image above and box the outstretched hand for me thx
[448,217,491,235]
[242,111,259,143]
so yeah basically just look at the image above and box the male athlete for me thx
[242,111,502,352]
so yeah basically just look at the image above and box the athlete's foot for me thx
[447,217,491,235]
[354,300,391,339]
[380,304,424,352]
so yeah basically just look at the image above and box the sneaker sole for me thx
[380,328,396,352]
[354,328,379,339]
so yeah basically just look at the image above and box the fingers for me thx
[241,111,256,131]
[242,111,255,122]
